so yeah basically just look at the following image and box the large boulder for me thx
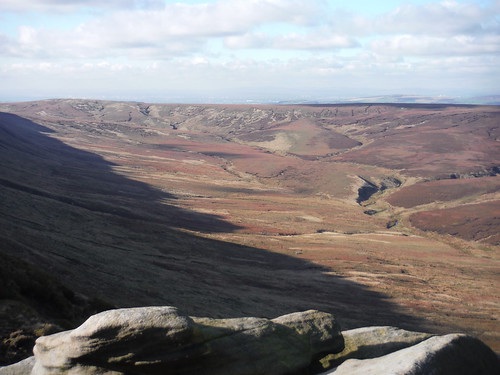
[0,356,35,375]
[320,333,500,375]
[319,326,432,369]
[31,306,343,375]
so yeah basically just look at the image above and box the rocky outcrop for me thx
[449,166,499,179]
[357,175,402,205]
[319,326,433,368]
[320,334,500,375]
[1,307,499,375]
[0,356,35,375]
[29,307,343,375]
[379,176,402,190]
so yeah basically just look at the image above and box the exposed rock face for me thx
[356,176,402,204]
[30,307,343,375]
[0,356,35,375]
[379,176,402,190]
[2,307,499,375]
[320,326,433,368]
[320,334,500,375]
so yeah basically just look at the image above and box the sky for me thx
[0,0,499,103]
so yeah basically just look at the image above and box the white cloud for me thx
[371,34,500,57]
[1,0,326,59]
[0,0,164,12]
[225,29,358,50]
[326,0,498,37]
[373,1,490,36]
[2,51,499,101]
[3,0,499,60]
[1,0,499,100]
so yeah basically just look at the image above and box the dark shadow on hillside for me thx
[0,112,434,351]
[0,112,240,233]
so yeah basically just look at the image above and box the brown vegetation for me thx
[387,177,500,208]
[409,201,500,245]
[0,100,498,363]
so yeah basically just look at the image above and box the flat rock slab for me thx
[31,306,343,375]
[320,333,500,375]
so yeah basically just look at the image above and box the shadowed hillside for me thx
[0,100,498,362]
[0,113,426,364]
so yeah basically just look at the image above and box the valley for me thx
[0,99,498,363]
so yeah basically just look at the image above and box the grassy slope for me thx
[0,101,499,361]
[0,111,425,364]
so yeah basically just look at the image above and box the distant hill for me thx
[278,94,500,105]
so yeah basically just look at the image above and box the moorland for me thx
[0,99,498,364]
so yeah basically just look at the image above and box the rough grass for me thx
[409,201,500,245]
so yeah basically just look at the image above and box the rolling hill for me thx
[0,100,498,363]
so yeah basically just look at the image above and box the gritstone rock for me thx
[320,333,500,375]
[319,326,433,369]
[31,306,343,375]
[0,356,35,375]
[6,306,499,375]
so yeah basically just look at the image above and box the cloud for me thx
[224,28,358,50]
[1,0,499,100]
[371,34,500,57]
[3,0,499,60]
[1,0,326,59]
[326,0,498,37]
[374,1,490,36]
[2,51,499,101]
[0,0,165,12]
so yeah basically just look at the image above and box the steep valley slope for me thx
[0,100,498,364]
